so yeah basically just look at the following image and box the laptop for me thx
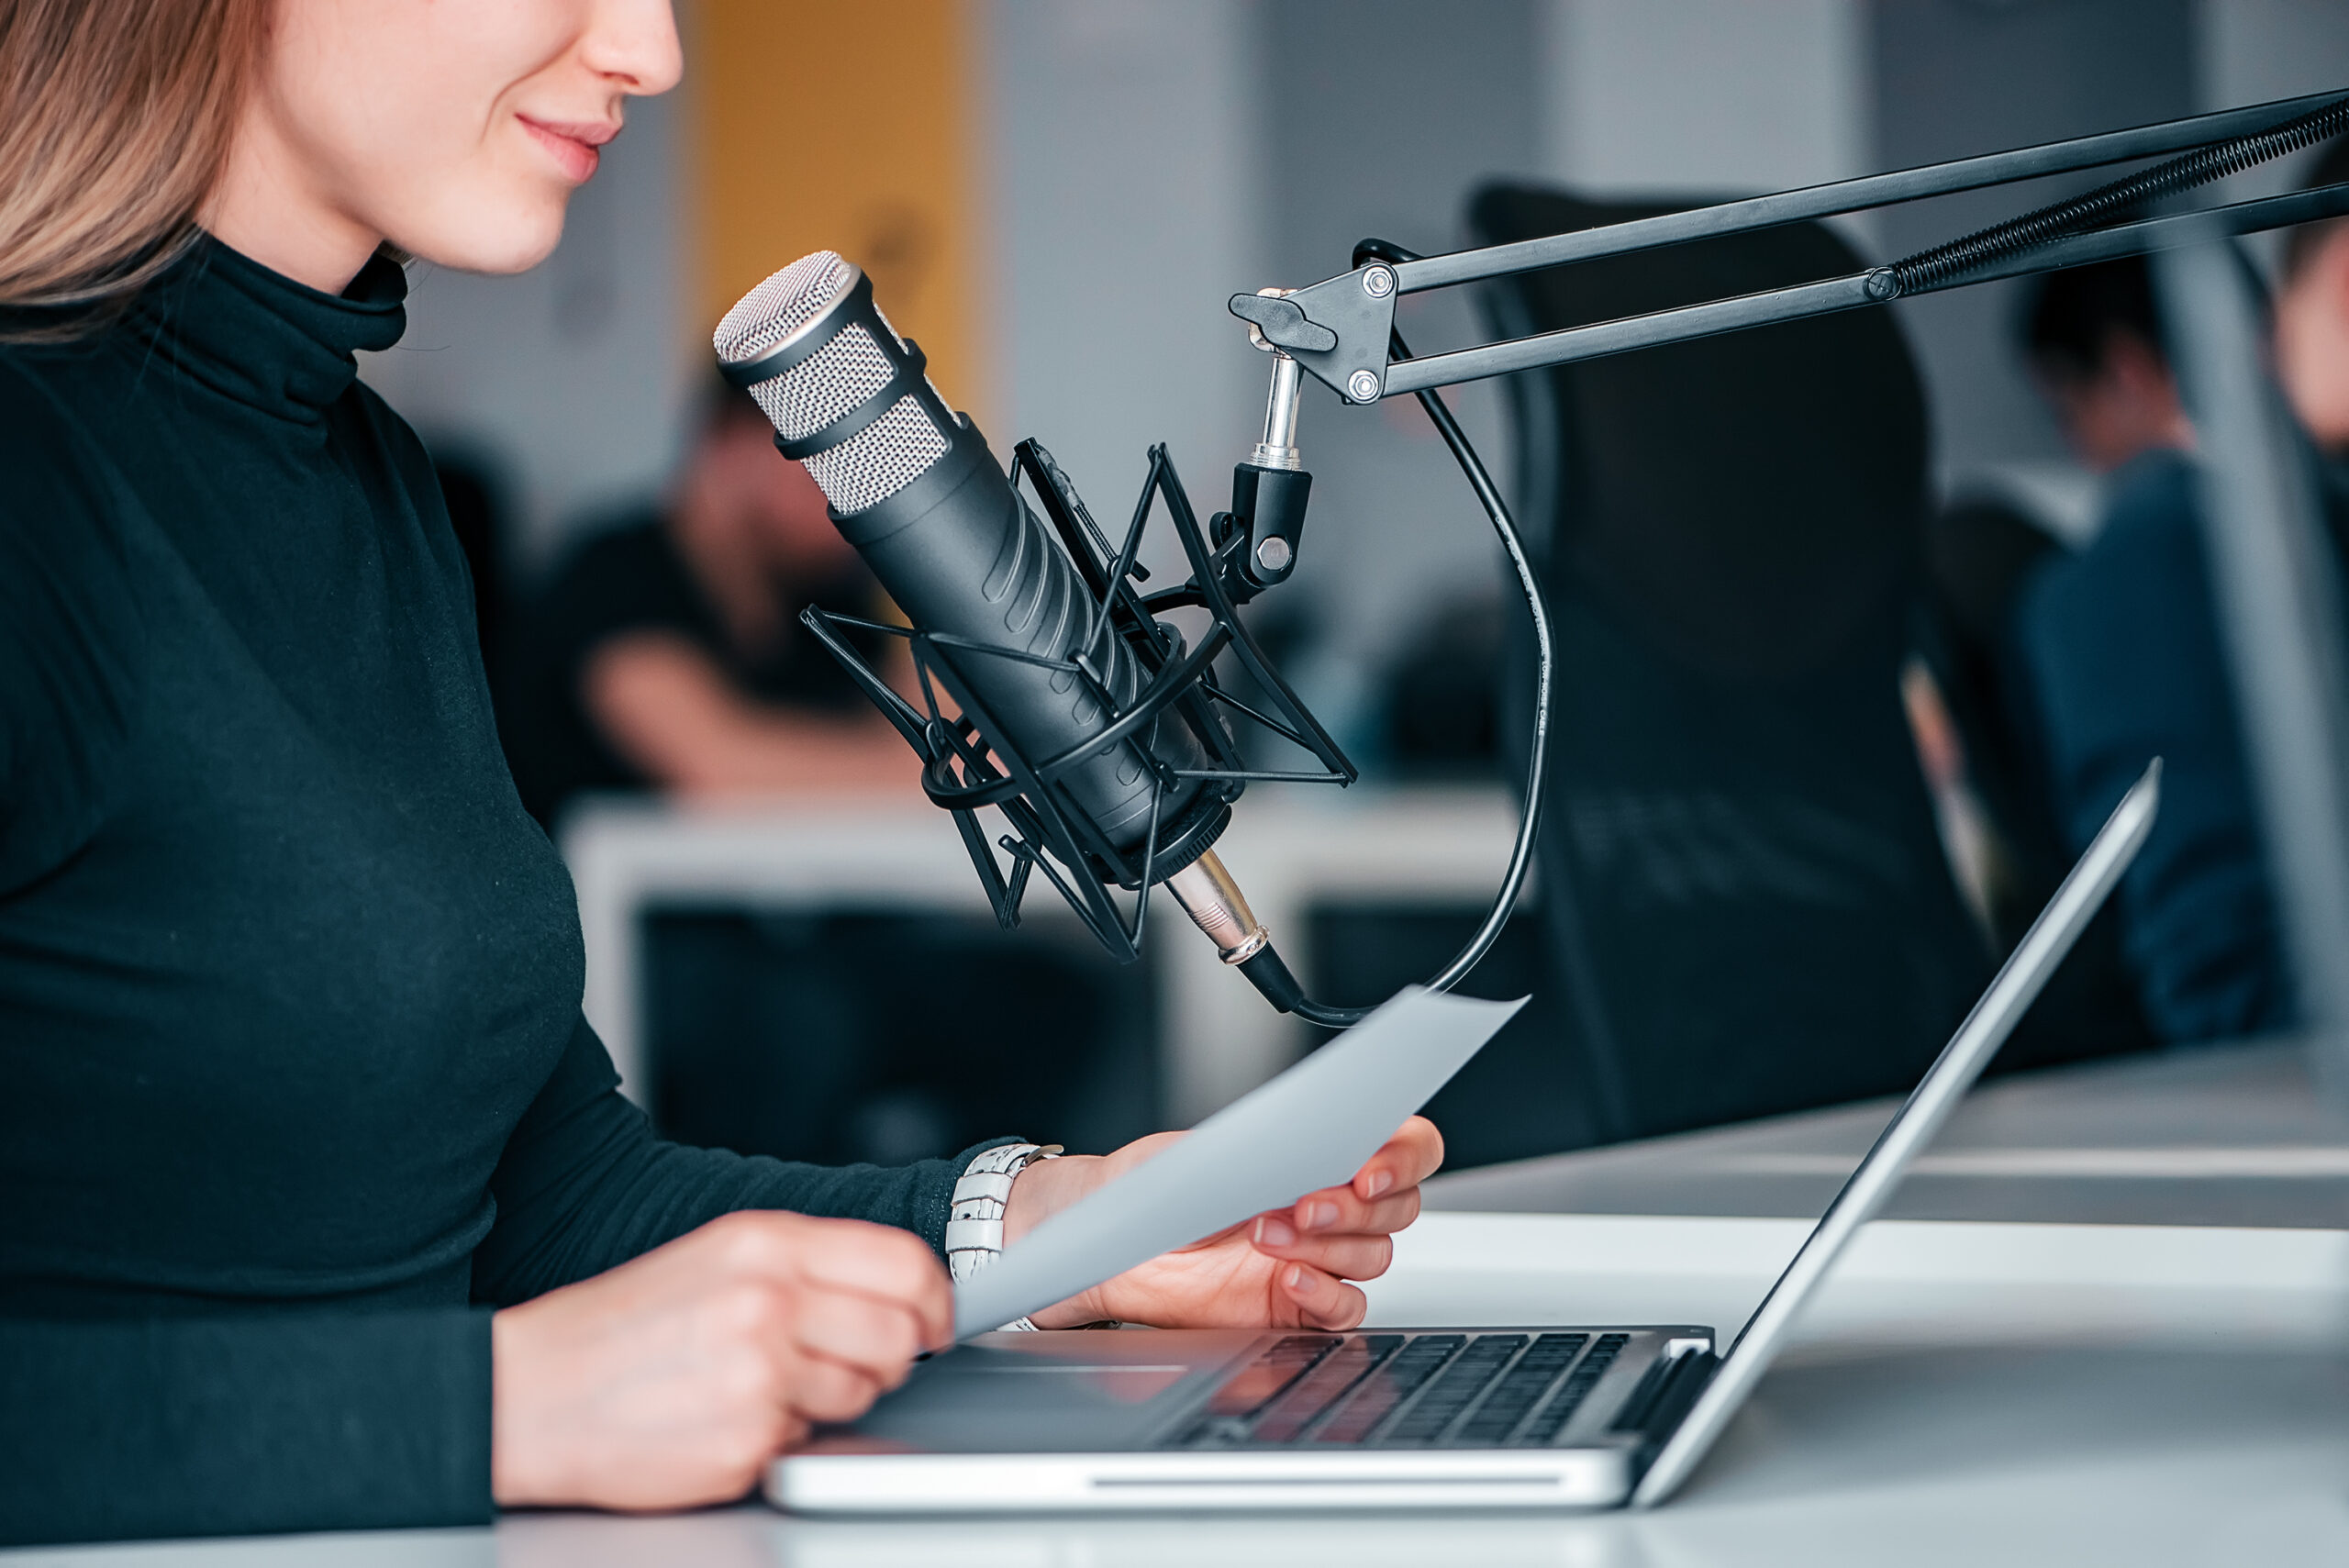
[768,762,2161,1515]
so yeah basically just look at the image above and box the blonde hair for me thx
[0,0,270,325]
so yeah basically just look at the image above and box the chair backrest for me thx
[1913,495,2157,1072]
[1468,183,1989,1145]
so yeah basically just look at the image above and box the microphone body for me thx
[715,254,1226,880]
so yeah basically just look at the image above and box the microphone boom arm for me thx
[1237,89,2349,406]
[1192,84,2349,1025]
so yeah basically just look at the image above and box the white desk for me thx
[15,1048,2348,1564]
[1428,1039,2349,1230]
[563,786,1520,1123]
[16,1294,2345,1567]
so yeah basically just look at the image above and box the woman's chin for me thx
[395,201,571,277]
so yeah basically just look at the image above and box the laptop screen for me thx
[1631,761,2162,1507]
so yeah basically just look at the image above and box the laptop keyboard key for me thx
[1174,1329,1658,1451]
[1453,1333,1587,1445]
[1310,1334,1464,1444]
[1205,1335,1337,1418]
[1250,1335,1401,1443]
[1176,1335,1341,1446]
[1517,1332,1630,1445]
[1381,1334,1527,1445]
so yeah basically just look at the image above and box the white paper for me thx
[952,985,1525,1339]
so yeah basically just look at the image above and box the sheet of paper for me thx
[952,985,1525,1340]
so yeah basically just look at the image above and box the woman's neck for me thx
[202,99,384,295]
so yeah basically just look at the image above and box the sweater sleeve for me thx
[0,1309,491,1547]
[0,1024,1003,1549]
[470,1014,1010,1307]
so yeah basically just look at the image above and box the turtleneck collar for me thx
[131,232,407,421]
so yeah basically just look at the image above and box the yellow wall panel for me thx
[690,0,982,416]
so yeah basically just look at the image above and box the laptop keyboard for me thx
[1172,1331,1633,1450]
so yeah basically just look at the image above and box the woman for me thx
[0,0,1441,1545]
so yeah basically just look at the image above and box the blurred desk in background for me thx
[1385,1040,2349,1362]
[1427,1039,2349,1229]
[565,786,1520,1125]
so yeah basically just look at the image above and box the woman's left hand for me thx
[1001,1117,1444,1331]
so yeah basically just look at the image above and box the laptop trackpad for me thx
[836,1330,1260,1452]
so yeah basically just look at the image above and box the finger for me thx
[789,1288,927,1388]
[1277,1262,1368,1330]
[786,1351,889,1426]
[1351,1116,1445,1202]
[711,1215,955,1352]
[794,1226,955,1351]
[1261,1185,1419,1244]
[1247,1229,1394,1282]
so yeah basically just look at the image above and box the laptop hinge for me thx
[1610,1342,1720,1440]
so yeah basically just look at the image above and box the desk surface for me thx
[1431,1040,2349,1229]
[15,1342,2345,1567]
[14,1048,2347,1565]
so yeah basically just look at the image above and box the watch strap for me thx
[946,1140,1062,1332]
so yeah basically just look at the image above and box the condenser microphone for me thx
[714,252,1275,972]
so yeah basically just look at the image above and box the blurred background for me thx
[360,0,2349,1174]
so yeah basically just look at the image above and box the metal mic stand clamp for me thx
[1214,291,1328,603]
[1226,90,2349,405]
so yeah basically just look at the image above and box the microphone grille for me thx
[808,399,953,516]
[712,250,855,363]
[715,250,952,517]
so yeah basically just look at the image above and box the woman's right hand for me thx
[489,1208,952,1511]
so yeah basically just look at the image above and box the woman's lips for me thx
[519,116,618,183]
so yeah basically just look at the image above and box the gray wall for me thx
[1254,0,1543,746]
[983,0,1551,759]
[1870,0,2197,501]
[2199,0,2349,233]
[352,0,2349,607]
[978,0,1269,581]
[1545,0,1867,199]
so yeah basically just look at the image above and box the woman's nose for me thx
[583,0,685,96]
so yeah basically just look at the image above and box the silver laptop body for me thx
[769,763,2160,1515]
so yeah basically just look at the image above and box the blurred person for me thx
[2021,256,2195,474]
[0,0,1443,1546]
[2277,138,2349,457]
[2017,142,2349,1045]
[507,375,911,825]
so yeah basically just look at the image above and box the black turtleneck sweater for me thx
[0,239,996,1547]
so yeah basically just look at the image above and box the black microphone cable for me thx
[1262,238,1555,1030]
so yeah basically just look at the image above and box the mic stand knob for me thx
[1251,350,1306,471]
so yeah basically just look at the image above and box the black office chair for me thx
[1448,184,1992,1147]
[1913,494,2155,1069]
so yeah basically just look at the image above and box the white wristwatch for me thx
[945,1140,1061,1330]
